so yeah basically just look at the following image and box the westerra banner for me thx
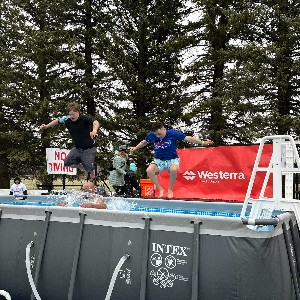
[158,144,273,202]
[46,148,77,175]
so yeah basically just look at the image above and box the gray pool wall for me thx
[0,197,298,300]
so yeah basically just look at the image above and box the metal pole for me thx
[282,222,300,299]
[289,219,300,283]
[139,217,151,300]
[68,212,86,300]
[31,210,52,300]
[62,174,66,190]
[191,221,201,300]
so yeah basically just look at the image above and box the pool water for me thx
[132,206,242,217]
[0,199,244,218]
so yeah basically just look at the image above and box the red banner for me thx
[158,144,273,202]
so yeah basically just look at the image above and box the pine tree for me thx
[102,0,190,173]
[186,0,300,144]
[0,0,43,187]
[261,0,300,135]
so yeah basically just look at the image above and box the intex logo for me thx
[183,170,246,181]
[152,243,189,257]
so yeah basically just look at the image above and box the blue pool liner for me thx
[0,201,243,217]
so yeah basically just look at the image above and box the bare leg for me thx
[167,164,179,198]
[70,164,95,181]
[86,170,95,181]
[146,164,164,198]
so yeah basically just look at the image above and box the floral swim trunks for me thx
[150,158,180,173]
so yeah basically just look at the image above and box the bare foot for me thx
[167,190,173,199]
[158,189,165,198]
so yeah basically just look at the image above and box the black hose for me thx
[241,217,279,226]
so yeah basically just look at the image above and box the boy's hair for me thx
[67,102,80,113]
[14,177,21,183]
[151,121,165,132]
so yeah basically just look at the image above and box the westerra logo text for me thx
[152,243,189,257]
[183,170,245,181]
[197,170,245,180]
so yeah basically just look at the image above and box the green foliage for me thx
[0,0,299,187]
[99,0,191,174]
[185,0,300,144]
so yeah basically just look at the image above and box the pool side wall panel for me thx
[0,203,297,300]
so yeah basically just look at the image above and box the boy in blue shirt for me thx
[130,121,213,198]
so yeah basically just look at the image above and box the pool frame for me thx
[0,196,299,299]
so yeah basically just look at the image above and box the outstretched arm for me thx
[184,136,213,146]
[80,197,107,209]
[90,120,100,138]
[40,119,59,130]
[130,140,149,152]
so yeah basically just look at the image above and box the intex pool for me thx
[0,196,299,300]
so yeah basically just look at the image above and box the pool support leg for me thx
[191,221,201,300]
[289,219,300,282]
[30,210,52,300]
[68,212,86,300]
[0,209,2,286]
[282,221,300,299]
[139,217,152,300]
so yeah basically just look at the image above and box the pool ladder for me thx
[241,135,300,226]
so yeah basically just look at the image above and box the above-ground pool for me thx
[0,195,299,300]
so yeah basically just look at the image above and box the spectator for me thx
[124,162,140,197]
[108,145,127,196]
[10,177,28,199]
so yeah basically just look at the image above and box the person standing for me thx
[10,177,28,199]
[130,121,213,198]
[124,162,140,197]
[108,145,127,196]
[40,102,100,180]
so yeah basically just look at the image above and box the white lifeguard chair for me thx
[241,135,300,227]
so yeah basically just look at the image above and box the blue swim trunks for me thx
[150,158,180,173]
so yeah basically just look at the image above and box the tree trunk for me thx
[0,155,10,188]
